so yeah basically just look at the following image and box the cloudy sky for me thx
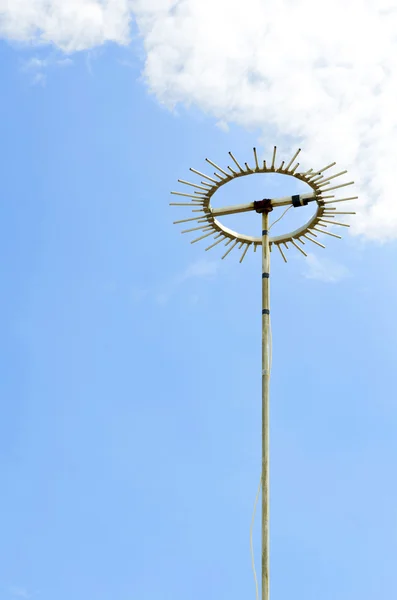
[0,2,397,599]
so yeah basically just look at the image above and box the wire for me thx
[269,204,293,231]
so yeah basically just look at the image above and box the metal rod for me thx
[171,191,206,200]
[205,235,225,251]
[285,148,301,171]
[205,158,229,177]
[211,202,256,217]
[303,234,326,248]
[253,148,260,170]
[189,168,218,183]
[222,239,239,259]
[170,202,200,206]
[313,227,342,239]
[317,170,348,186]
[323,196,358,204]
[290,238,308,256]
[240,243,250,263]
[191,230,215,244]
[313,161,336,174]
[173,215,210,224]
[271,146,277,170]
[178,179,209,191]
[261,211,271,600]
[323,211,356,215]
[229,151,244,172]
[276,244,287,262]
[181,225,213,234]
[320,181,354,192]
[319,219,350,227]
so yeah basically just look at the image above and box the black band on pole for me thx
[262,230,268,236]
[262,309,270,315]
[292,194,309,207]
[262,272,270,278]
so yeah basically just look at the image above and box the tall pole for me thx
[261,210,271,600]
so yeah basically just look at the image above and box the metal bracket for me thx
[254,199,273,214]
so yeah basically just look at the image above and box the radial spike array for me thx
[170,148,357,262]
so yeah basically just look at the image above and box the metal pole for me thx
[261,211,271,600]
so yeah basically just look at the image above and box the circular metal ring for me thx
[171,147,357,263]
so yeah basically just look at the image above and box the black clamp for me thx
[292,194,309,207]
[254,199,273,213]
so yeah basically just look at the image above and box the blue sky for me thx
[1,12,397,600]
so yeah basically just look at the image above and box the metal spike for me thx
[290,238,307,257]
[189,168,218,183]
[229,151,244,172]
[285,148,301,171]
[271,146,277,170]
[205,235,225,251]
[320,181,354,193]
[323,211,356,215]
[173,215,210,224]
[317,170,348,187]
[191,230,216,244]
[181,225,213,234]
[313,227,342,239]
[170,202,201,206]
[222,239,239,259]
[205,158,229,177]
[178,179,209,191]
[240,244,251,263]
[319,219,350,227]
[253,148,259,171]
[171,191,206,200]
[323,196,358,204]
[303,234,326,249]
[276,244,287,263]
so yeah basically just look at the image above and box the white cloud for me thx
[8,586,31,599]
[1,0,397,241]
[156,258,219,304]
[303,254,350,283]
[0,0,132,52]
[180,258,219,281]
[21,53,73,85]
[131,0,397,242]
